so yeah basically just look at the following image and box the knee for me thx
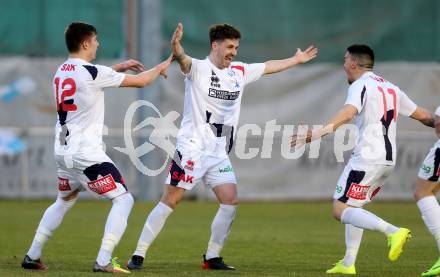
[414,179,436,201]
[161,196,180,210]
[332,201,346,222]
[114,192,134,208]
[332,208,343,221]
[414,189,427,201]
[220,198,239,206]
[61,189,79,202]
[58,193,78,211]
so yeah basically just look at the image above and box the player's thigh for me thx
[205,157,237,205]
[55,155,85,198]
[333,162,391,208]
[160,184,186,208]
[164,148,205,191]
[65,151,128,200]
[416,145,440,198]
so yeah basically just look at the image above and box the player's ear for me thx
[211,41,217,50]
[81,40,89,51]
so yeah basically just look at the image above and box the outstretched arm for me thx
[409,107,435,128]
[119,55,173,88]
[171,23,192,74]
[291,104,357,147]
[112,59,145,72]
[264,45,318,75]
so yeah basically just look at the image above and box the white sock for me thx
[417,196,440,252]
[133,202,173,258]
[342,224,363,267]
[205,204,237,260]
[341,207,399,235]
[27,196,77,260]
[96,193,134,266]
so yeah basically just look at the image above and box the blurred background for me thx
[0,0,439,201]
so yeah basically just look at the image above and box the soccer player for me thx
[21,22,172,273]
[415,106,440,277]
[291,44,434,275]
[126,23,318,270]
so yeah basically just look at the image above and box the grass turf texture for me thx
[0,200,436,276]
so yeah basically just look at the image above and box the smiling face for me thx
[210,38,239,69]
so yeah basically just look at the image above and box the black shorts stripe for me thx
[338,170,366,203]
[428,148,440,182]
[83,162,127,190]
[168,150,184,186]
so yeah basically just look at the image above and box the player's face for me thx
[213,38,239,68]
[83,34,99,61]
[89,35,99,60]
[343,52,356,84]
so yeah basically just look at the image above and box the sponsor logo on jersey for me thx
[208,88,240,100]
[61,64,76,71]
[87,174,117,194]
[184,160,195,171]
[422,164,432,174]
[219,165,234,173]
[58,177,71,191]
[335,185,343,193]
[347,182,369,200]
[210,71,220,88]
[171,171,193,183]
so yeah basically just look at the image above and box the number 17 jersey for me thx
[345,71,417,165]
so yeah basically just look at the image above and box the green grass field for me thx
[0,200,436,276]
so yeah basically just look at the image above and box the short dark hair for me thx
[64,22,97,53]
[347,44,374,69]
[209,24,241,44]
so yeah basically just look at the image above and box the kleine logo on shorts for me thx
[87,174,117,195]
[437,167,440,177]
[58,177,71,191]
[347,183,369,200]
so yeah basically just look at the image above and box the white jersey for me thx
[177,57,265,156]
[345,71,417,165]
[53,58,125,155]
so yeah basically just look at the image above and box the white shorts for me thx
[165,147,237,190]
[333,162,394,207]
[418,142,440,182]
[55,149,128,199]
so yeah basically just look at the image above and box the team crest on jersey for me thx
[58,177,71,191]
[184,160,195,171]
[234,79,240,89]
[87,174,117,195]
[347,183,369,200]
[227,68,235,77]
[210,71,220,88]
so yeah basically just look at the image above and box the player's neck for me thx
[208,54,226,70]
[353,69,371,81]
[69,52,93,63]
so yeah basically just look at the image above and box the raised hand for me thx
[157,54,174,79]
[116,59,145,72]
[171,23,184,49]
[294,45,318,64]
